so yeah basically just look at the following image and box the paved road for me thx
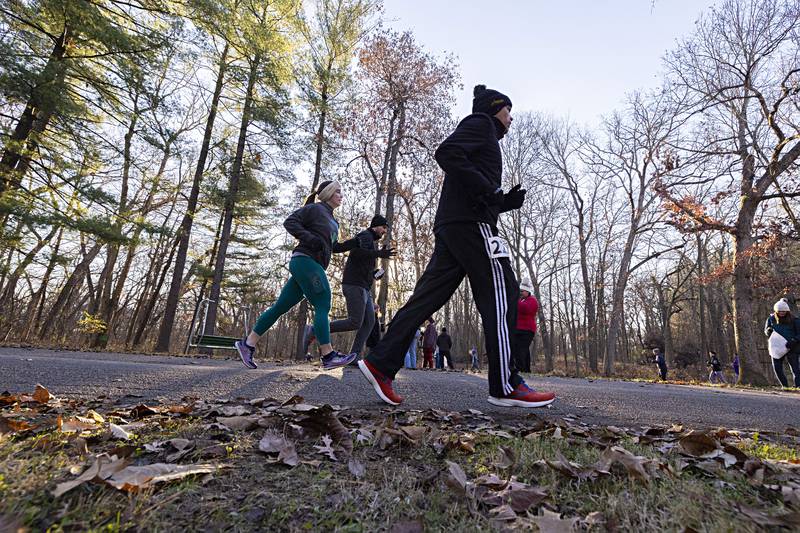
[2,347,797,432]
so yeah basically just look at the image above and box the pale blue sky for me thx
[382,0,718,126]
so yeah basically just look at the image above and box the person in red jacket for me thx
[513,281,538,373]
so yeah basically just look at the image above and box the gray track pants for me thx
[326,284,375,355]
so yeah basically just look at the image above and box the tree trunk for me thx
[39,241,102,338]
[0,27,71,193]
[377,102,405,317]
[155,43,229,352]
[205,55,260,338]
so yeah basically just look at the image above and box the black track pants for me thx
[365,222,522,398]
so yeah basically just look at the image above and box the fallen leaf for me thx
[314,434,338,461]
[505,486,548,513]
[281,395,304,406]
[58,417,97,434]
[679,431,719,457]
[0,417,34,435]
[348,458,366,478]
[530,508,579,533]
[474,473,508,490]
[166,404,193,415]
[130,405,159,419]
[736,504,800,527]
[258,431,299,467]
[33,384,51,404]
[85,410,105,423]
[445,460,468,494]
[489,504,517,521]
[109,424,132,441]
[0,393,18,406]
[297,405,352,456]
[493,445,516,471]
[105,462,218,492]
[399,425,428,442]
[219,405,251,417]
[595,446,651,483]
[53,454,129,497]
[216,416,258,431]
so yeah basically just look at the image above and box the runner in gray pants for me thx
[304,215,395,358]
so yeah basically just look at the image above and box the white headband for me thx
[318,181,340,203]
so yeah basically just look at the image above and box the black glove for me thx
[766,327,774,336]
[788,338,799,351]
[502,184,526,210]
[376,246,396,259]
[476,188,505,210]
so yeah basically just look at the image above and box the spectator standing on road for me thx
[732,354,740,378]
[707,351,726,384]
[422,318,437,369]
[404,330,419,369]
[437,327,454,370]
[765,298,800,387]
[470,346,480,371]
[512,281,537,372]
[653,348,667,381]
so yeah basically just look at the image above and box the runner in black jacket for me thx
[303,215,395,359]
[358,85,556,408]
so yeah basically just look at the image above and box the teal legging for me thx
[253,256,332,344]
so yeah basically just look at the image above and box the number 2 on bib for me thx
[487,236,510,259]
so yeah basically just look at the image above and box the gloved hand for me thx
[788,338,799,351]
[376,246,396,259]
[766,327,774,336]
[476,188,505,210]
[502,184,526,210]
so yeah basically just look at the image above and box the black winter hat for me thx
[472,84,512,116]
[370,214,388,228]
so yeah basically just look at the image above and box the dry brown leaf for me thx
[474,473,508,490]
[445,460,468,494]
[219,405,251,417]
[216,416,258,431]
[736,504,800,527]
[281,395,304,406]
[53,454,129,497]
[109,424,132,440]
[105,462,218,492]
[314,434,338,461]
[531,509,579,533]
[399,425,428,442]
[166,404,193,415]
[545,451,602,481]
[493,445,517,471]
[297,405,352,456]
[59,417,97,434]
[505,486,548,513]
[258,431,299,467]
[85,410,104,423]
[489,504,517,521]
[596,446,651,483]
[33,384,51,404]
[348,458,366,478]
[130,404,159,419]
[0,393,17,406]
[678,431,719,457]
[0,417,34,435]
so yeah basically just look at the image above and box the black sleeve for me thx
[434,115,498,196]
[332,238,358,253]
[764,316,774,337]
[283,205,317,243]
[350,232,384,259]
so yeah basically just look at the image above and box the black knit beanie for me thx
[472,84,512,116]
[370,214,388,228]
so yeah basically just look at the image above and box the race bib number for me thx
[487,236,510,259]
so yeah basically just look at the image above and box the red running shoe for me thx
[487,381,555,408]
[358,359,403,406]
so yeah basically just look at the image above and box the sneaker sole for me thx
[487,396,555,408]
[322,352,358,370]
[358,360,401,406]
[234,341,257,369]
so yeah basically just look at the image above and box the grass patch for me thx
[1,396,799,531]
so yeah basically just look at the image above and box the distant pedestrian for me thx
[765,298,800,387]
[422,318,437,369]
[470,346,480,370]
[732,354,740,378]
[653,348,667,381]
[707,351,726,384]
[437,327,454,369]
[404,330,418,369]
[512,281,537,372]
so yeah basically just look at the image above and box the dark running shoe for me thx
[358,359,403,406]
[487,381,555,408]
[321,350,357,370]
[235,338,258,369]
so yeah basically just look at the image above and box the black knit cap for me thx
[370,214,388,228]
[472,84,512,115]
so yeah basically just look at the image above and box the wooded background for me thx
[0,0,798,385]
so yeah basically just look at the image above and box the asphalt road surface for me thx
[2,347,797,432]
